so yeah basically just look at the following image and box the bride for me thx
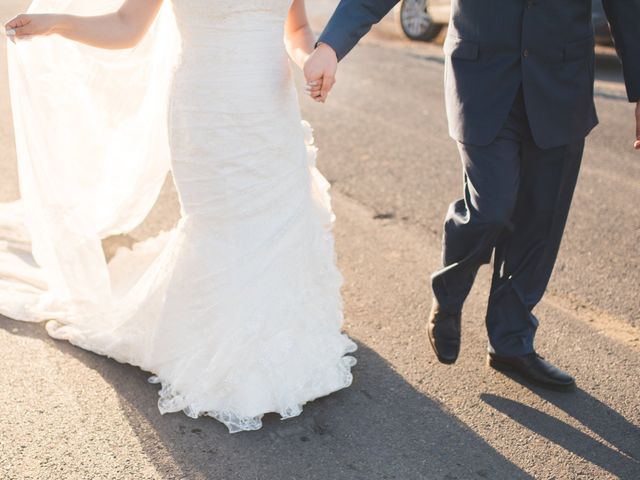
[2,0,356,433]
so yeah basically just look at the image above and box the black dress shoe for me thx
[426,302,461,365]
[487,352,576,392]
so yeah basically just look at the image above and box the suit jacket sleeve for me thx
[317,0,400,61]
[602,0,640,102]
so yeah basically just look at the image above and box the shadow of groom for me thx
[481,390,640,480]
[2,316,531,480]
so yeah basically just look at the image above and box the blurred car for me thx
[396,0,448,41]
[396,0,613,45]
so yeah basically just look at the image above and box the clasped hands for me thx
[303,43,338,103]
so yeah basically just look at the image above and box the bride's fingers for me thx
[5,15,32,40]
[5,15,30,30]
[304,86,323,102]
[304,78,327,102]
[308,87,324,102]
[305,85,322,98]
[305,80,322,94]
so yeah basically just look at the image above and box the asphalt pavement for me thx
[1,1,639,479]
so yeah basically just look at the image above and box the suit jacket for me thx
[318,0,640,148]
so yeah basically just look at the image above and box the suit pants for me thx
[431,87,584,356]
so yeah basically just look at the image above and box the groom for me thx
[305,0,640,391]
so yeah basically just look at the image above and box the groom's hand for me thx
[304,43,338,103]
[635,101,640,150]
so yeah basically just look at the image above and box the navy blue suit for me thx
[318,0,640,355]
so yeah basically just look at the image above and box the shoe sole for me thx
[487,356,576,393]
[426,324,458,365]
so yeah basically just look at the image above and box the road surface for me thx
[1,2,638,479]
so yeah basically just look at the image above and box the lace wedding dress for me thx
[0,0,357,432]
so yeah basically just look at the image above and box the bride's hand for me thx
[4,14,59,43]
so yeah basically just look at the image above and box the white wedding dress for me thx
[0,0,357,432]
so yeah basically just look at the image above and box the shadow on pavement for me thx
[539,387,640,462]
[2,316,531,480]
[481,393,640,480]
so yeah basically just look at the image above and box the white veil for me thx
[0,0,181,321]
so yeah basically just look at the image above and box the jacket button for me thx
[523,49,530,57]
